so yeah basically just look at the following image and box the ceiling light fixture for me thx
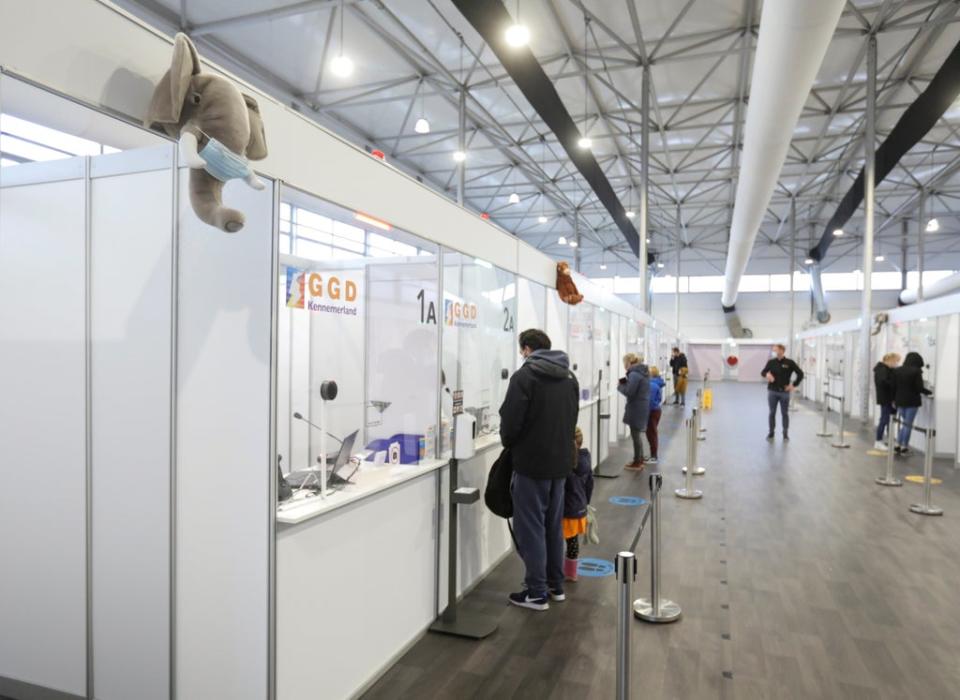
[926,217,940,233]
[505,24,530,47]
[804,257,814,265]
[626,210,636,219]
[569,240,578,248]
[508,192,520,204]
[874,254,885,262]
[578,135,592,150]
[414,117,430,134]
[558,236,567,245]
[330,0,353,78]
[600,264,607,271]
[504,0,530,47]
[833,228,844,237]
[452,150,466,162]
[657,262,665,268]
[538,215,548,224]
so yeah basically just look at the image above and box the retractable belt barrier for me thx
[816,385,850,448]
[677,408,705,494]
[875,412,942,515]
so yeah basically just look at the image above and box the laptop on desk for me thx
[286,430,360,489]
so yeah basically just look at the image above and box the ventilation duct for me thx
[809,38,960,262]
[900,272,960,305]
[809,262,831,323]
[720,0,846,324]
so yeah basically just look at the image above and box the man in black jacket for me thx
[761,343,804,441]
[669,348,687,404]
[500,329,579,611]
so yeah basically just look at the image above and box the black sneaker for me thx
[766,433,774,441]
[783,433,790,441]
[508,590,549,611]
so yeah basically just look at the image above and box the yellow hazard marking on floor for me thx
[866,450,887,457]
[905,475,943,485]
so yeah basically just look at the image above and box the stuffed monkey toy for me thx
[144,33,268,232]
[556,261,584,305]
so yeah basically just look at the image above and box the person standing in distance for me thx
[499,329,579,611]
[618,353,651,470]
[761,343,804,441]
[669,347,688,405]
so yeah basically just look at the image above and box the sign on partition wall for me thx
[285,266,362,317]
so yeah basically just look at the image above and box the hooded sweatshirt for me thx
[618,363,651,430]
[894,352,931,408]
[649,374,666,411]
[873,361,896,405]
[499,349,580,480]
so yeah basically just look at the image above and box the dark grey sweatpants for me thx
[511,472,565,596]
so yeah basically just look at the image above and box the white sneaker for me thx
[874,441,887,450]
[646,457,658,464]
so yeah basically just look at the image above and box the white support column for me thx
[918,188,925,302]
[859,34,877,423]
[457,87,465,206]
[789,196,796,352]
[639,64,650,312]
[674,245,680,333]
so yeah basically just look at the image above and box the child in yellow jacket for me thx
[675,367,688,407]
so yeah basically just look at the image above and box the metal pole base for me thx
[594,461,623,479]
[816,432,833,438]
[909,503,943,516]
[875,476,903,487]
[681,466,706,476]
[831,442,850,449]
[697,435,706,442]
[674,487,702,499]
[633,597,682,623]
[429,609,498,639]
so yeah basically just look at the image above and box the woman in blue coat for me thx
[617,353,650,470]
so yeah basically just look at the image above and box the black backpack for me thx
[485,449,513,518]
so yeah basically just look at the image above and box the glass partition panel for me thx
[277,187,439,478]
[441,252,517,455]
[568,302,596,402]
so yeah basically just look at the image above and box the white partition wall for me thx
[0,163,88,698]
[174,175,275,700]
[89,148,174,700]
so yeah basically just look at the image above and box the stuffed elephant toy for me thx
[144,33,268,232]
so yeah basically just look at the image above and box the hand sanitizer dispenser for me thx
[453,413,477,459]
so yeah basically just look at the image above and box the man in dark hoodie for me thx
[500,329,579,611]
[893,351,932,455]
[669,347,688,404]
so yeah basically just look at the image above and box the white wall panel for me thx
[277,474,437,700]
[0,176,87,695]
[90,166,172,700]
[175,175,273,700]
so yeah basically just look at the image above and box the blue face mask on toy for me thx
[199,137,251,182]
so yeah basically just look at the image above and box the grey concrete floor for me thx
[363,382,960,699]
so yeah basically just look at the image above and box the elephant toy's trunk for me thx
[189,169,246,232]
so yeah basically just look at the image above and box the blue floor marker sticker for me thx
[609,495,647,506]
[577,558,615,578]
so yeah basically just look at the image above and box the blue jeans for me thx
[876,403,895,442]
[767,390,790,434]
[897,406,919,447]
[511,472,565,596]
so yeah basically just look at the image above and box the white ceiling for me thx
[116,0,960,279]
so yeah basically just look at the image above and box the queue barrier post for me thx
[696,390,706,439]
[615,551,636,699]
[876,413,903,487]
[910,425,943,516]
[635,474,682,623]
[676,412,703,498]
[830,394,850,449]
[816,379,833,437]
